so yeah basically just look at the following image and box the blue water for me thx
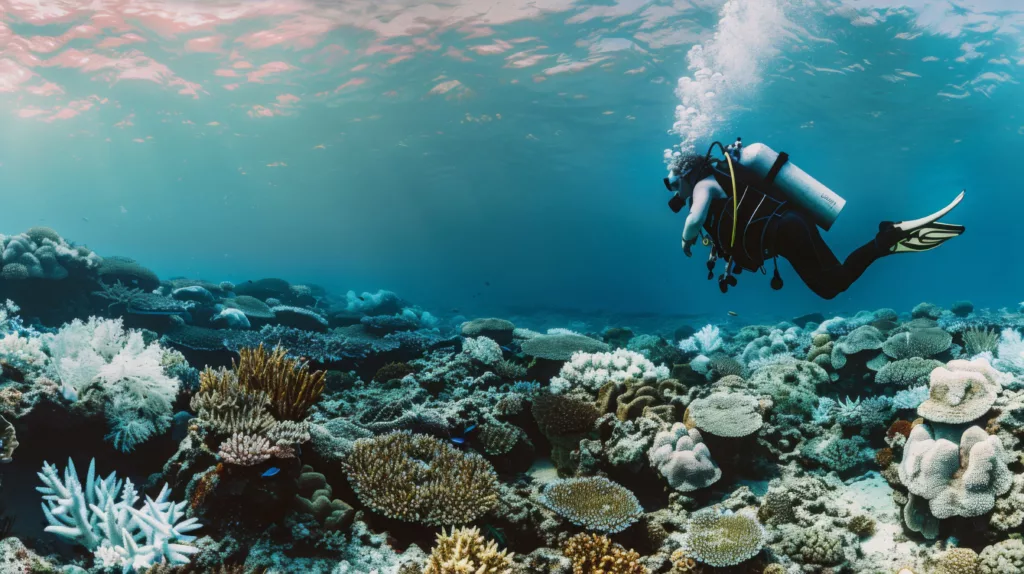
[0,0,1020,322]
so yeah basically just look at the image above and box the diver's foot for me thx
[875,191,966,254]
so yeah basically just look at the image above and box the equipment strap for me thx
[765,152,789,185]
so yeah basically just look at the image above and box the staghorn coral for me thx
[563,533,647,574]
[191,368,277,435]
[917,358,1007,424]
[231,344,326,421]
[342,431,497,526]
[540,477,642,533]
[424,526,514,574]
[217,433,279,466]
[648,423,721,492]
[680,509,766,568]
[683,392,762,438]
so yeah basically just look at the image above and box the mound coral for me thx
[680,509,766,567]
[747,361,829,417]
[899,424,1012,523]
[883,327,953,360]
[931,548,978,574]
[876,357,944,386]
[648,423,721,492]
[540,477,643,533]
[830,325,884,369]
[460,318,515,345]
[550,349,669,395]
[343,431,498,526]
[532,392,599,440]
[424,526,513,574]
[563,533,646,574]
[773,525,844,566]
[596,378,686,423]
[917,358,1007,424]
[684,392,762,438]
[521,333,610,361]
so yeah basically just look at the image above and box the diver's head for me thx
[664,151,711,197]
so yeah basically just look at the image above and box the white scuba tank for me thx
[737,142,846,231]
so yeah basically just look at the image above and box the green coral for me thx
[521,333,610,361]
[875,357,944,386]
[680,509,766,567]
[748,361,829,417]
[883,328,952,360]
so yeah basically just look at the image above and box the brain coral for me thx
[898,423,1012,520]
[521,333,610,361]
[343,431,498,526]
[540,477,643,534]
[883,327,953,360]
[648,423,721,492]
[917,358,1008,424]
[830,325,884,369]
[684,392,763,438]
[680,509,766,567]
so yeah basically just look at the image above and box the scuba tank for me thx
[735,142,846,231]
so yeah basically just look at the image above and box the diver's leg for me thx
[774,212,871,300]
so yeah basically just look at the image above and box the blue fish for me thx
[450,437,465,445]
[464,424,477,434]
[500,346,513,353]
[261,467,281,477]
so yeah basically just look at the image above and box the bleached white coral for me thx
[0,331,47,371]
[461,336,503,365]
[43,318,180,451]
[996,328,1024,374]
[678,324,723,355]
[38,458,201,573]
[550,348,669,394]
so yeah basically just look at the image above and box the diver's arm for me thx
[682,180,713,244]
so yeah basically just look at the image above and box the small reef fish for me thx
[450,424,477,445]
[261,467,281,478]
[728,311,738,316]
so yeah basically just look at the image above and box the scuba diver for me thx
[663,138,965,299]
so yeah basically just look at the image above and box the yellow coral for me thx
[206,344,325,421]
[423,526,514,574]
[563,533,648,574]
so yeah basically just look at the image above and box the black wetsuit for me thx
[768,211,886,300]
[703,167,888,300]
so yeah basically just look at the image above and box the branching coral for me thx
[231,344,326,421]
[678,324,723,355]
[550,349,669,395]
[964,327,1000,356]
[424,526,514,574]
[540,477,642,534]
[563,533,647,574]
[37,458,201,572]
[342,431,498,526]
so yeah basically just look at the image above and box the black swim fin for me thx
[878,190,965,254]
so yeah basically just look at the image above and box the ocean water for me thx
[0,1,1021,573]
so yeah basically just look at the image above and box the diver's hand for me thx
[682,236,696,257]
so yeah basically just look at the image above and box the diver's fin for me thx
[889,221,964,253]
[893,190,964,232]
